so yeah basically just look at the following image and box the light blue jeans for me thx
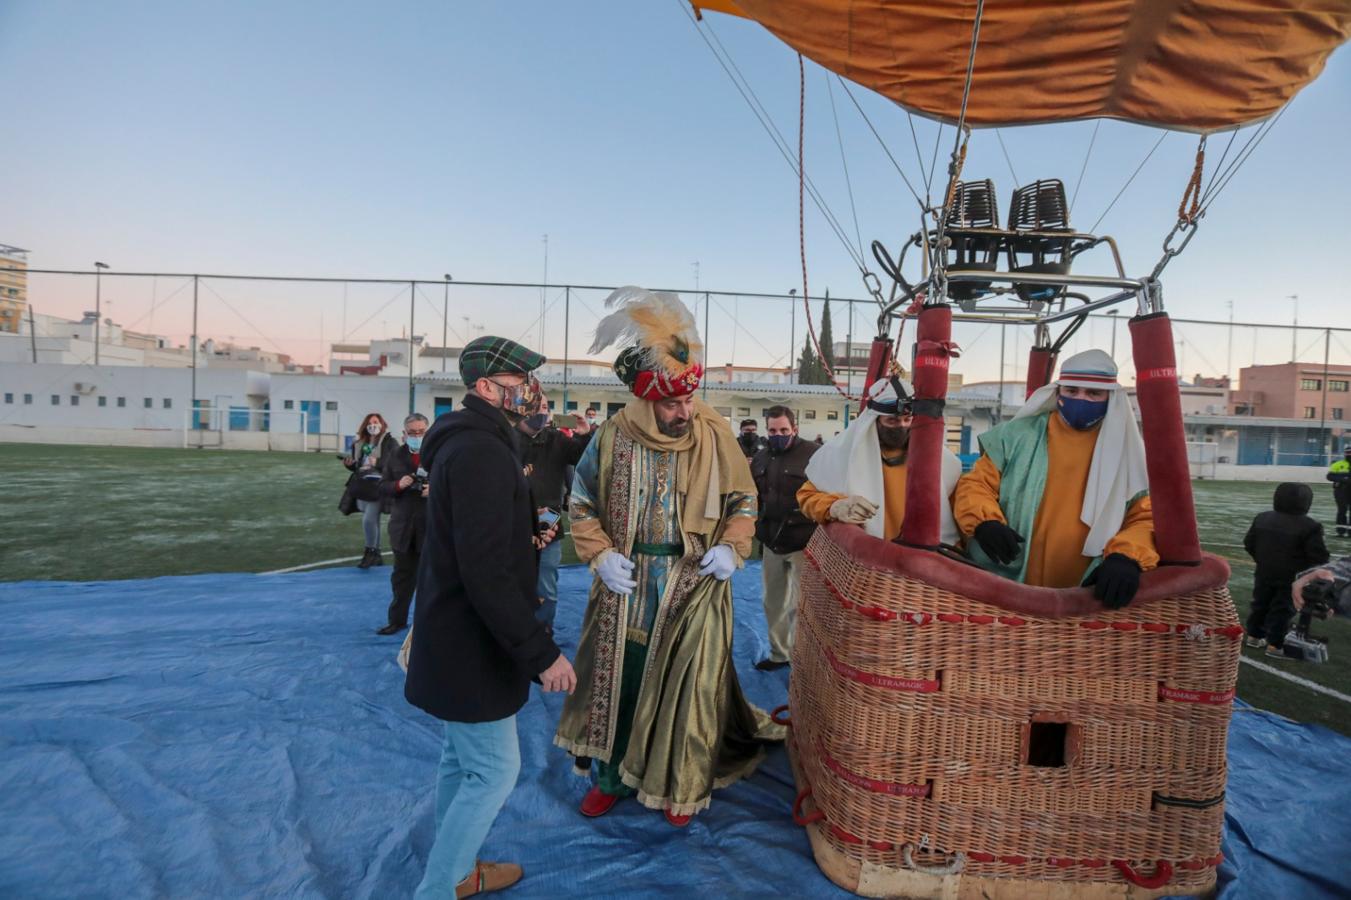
[356,498,382,550]
[534,539,563,628]
[414,716,521,899]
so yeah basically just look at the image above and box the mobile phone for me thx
[553,414,580,429]
[537,508,561,531]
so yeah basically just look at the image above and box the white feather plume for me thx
[588,285,703,375]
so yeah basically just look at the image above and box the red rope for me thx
[796,53,857,402]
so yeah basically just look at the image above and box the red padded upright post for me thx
[861,336,894,399]
[1025,346,1058,398]
[900,305,953,548]
[1129,312,1201,564]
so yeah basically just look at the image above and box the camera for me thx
[410,467,429,494]
[1279,573,1348,663]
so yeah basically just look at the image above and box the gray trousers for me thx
[356,499,383,549]
[761,547,804,663]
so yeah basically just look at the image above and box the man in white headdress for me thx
[797,376,963,544]
[953,348,1157,607]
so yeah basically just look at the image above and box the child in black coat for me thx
[1243,482,1330,656]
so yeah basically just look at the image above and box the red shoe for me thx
[664,809,692,828]
[580,786,619,818]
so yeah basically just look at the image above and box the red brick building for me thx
[1230,362,1351,421]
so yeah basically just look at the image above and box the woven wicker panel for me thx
[788,527,1239,892]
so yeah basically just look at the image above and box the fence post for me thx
[408,281,417,415]
[562,286,571,412]
[1320,328,1331,461]
[191,275,199,436]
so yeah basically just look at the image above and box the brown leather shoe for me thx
[455,860,522,898]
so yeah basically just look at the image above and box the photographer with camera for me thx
[1243,482,1330,658]
[516,386,591,635]
[374,413,430,636]
[1293,557,1351,618]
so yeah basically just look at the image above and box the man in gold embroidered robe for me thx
[553,286,784,825]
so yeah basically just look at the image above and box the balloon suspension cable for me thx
[798,53,861,402]
[931,0,986,299]
[1149,136,1208,285]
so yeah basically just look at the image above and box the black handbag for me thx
[338,475,359,516]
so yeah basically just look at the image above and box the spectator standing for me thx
[1327,447,1351,537]
[375,413,430,636]
[750,406,819,671]
[737,418,767,458]
[404,336,575,899]
[517,388,592,634]
[1243,482,1330,657]
[344,412,398,568]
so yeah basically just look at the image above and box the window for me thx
[283,400,295,410]
[826,410,839,421]
[117,397,126,408]
[98,396,107,407]
[2,392,10,404]
[735,407,750,418]
[1330,380,1349,392]
[1300,378,1321,391]
[804,409,817,420]
[23,393,32,405]
[70,395,79,406]
[714,406,732,417]
[325,401,338,411]
[1334,408,1345,421]
[144,398,153,408]
[163,398,172,409]
[1304,406,1317,419]
[51,394,59,406]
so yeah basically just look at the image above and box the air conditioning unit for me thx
[73,382,97,394]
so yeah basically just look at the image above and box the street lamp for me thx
[1287,293,1299,362]
[93,262,109,365]
[441,274,453,373]
[788,288,798,381]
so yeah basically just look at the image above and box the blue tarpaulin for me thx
[2,563,1348,898]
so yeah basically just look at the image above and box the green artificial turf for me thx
[5,442,1348,733]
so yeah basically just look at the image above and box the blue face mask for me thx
[1057,395,1108,430]
[406,435,423,452]
[767,434,794,452]
[525,413,551,432]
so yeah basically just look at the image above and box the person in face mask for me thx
[342,412,399,568]
[953,348,1157,607]
[738,419,767,458]
[373,414,430,636]
[514,385,592,635]
[748,406,821,671]
[404,335,575,900]
[797,377,963,546]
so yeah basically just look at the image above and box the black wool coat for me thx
[404,394,561,723]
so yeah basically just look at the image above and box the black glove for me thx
[1084,553,1142,609]
[973,520,1024,565]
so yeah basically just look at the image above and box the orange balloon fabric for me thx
[693,0,1351,133]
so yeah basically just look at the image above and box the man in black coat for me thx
[404,335,576,900]
[749,405,819,671]
[374,413,429,636]
[516,389,591,633]
[1242,481,1330,656]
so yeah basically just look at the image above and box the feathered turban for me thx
[589,286,704,400]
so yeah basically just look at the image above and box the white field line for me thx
[262,556,362,575]
[1240,655,1351,705]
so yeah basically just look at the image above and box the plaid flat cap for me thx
[458,335,545,383]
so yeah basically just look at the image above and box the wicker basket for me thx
[784,524,1239,899]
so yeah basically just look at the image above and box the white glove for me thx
[698,544,737,581]
[595,550,638,595]
[829,495,879,525]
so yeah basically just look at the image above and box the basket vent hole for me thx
[1027,721,1069,768]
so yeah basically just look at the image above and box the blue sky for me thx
[2,2,1348,378]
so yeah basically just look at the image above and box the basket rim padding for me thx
[819,523,1231,619]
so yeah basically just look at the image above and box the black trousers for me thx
[1246,579,1294,648]
[387,545,420,627]
[1335,489,1349,530]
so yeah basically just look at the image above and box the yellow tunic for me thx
[797,457,910,541]
[952,413,1158,587]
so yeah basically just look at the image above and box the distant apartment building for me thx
[1230,362,1351,422]
[0,244,28,334]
